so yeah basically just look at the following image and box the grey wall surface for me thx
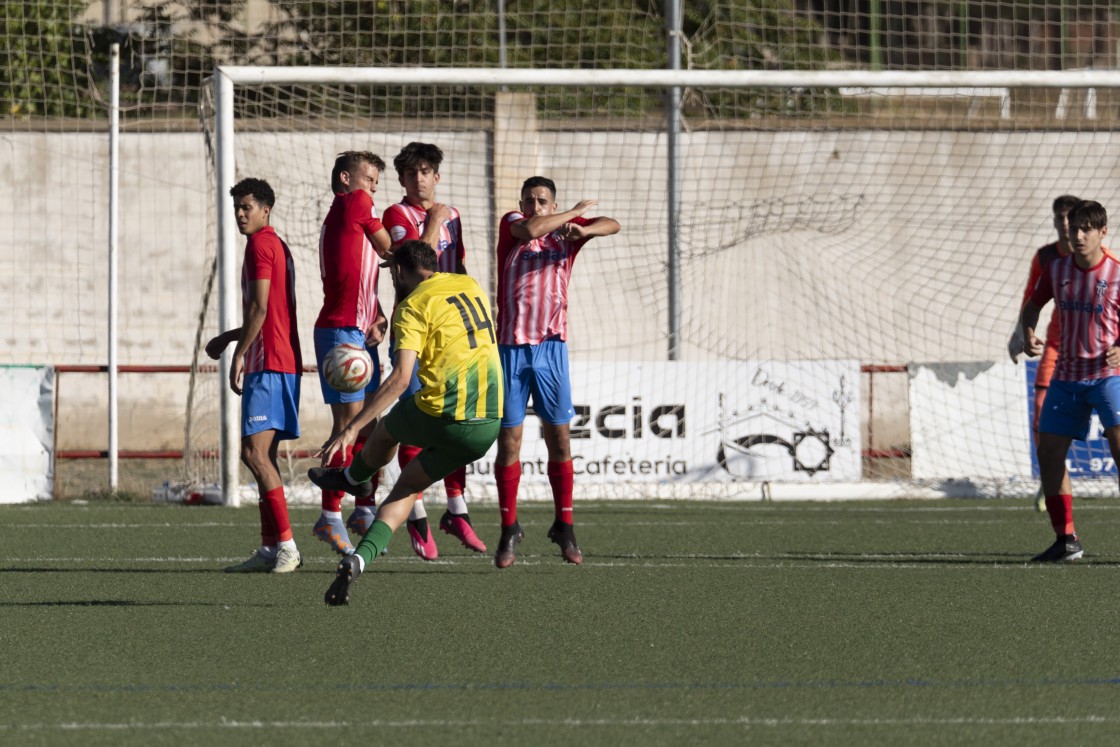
[5,127,1092,455]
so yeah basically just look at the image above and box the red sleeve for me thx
[495,213,519,312]
[569,214,595,253]
[1020,252,1042,308]
[1028,262,1053,308]
[347,191,384,241]
[245,234,274,281]
[496,212,521,260]
[384,204,420,248]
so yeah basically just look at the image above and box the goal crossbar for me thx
[217,66,1120,89]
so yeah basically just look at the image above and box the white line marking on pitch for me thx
[0,715,1115,731]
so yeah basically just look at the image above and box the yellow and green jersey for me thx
[393,272,503,420]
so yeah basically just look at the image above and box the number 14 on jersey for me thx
[446,293,494,349]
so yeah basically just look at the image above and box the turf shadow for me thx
[587,551,1120,566]
[0,600,278,608]
[0,566,237,575]
[777,551,1120,566]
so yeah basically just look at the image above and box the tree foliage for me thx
[250,0,840,117]
[1,0,843,120]
[1,0,91,117]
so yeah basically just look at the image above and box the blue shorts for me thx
[1039,377,1120,441]
[313,326,382,405]
[242,372,300,440]
[499,338,574,428]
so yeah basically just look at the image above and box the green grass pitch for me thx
[4,498,1120,746]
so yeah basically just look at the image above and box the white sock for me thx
[355,554,366,572]
[342,466,361,486]
[259,545,277,559]
[322,510,342,521]
[409,500,428,522]
[447,494,468,515]
[278,538,297,551]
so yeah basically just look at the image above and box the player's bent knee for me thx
[497,429,522,455]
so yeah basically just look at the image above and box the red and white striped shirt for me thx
[241,226,301,375]
[315,190,385,330]
[495,211,593,346]
[1030,251,1120,381]
[382,199,465,273]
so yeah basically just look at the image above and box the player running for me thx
[1008,194,1079,512]
[492,176,621,568]
[1020,199,1120,562]
[309,240,502,605]
[381,141,485,559]
[310,151,393,556]
[205,178,303,573]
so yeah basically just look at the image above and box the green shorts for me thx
[384,396,499,481]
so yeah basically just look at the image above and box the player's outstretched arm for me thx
[558,216,621,242]
[514,199,598,240]
[320,348,417,465]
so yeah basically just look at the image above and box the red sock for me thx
[444,465,467,499]
[398,443,422,469]
[262,486,293,542]
[547,460,574,525]
[495,462,521,527]
[258,498,277,546]
[321,445,349,513]
[398,444,427,504]
[1044,494,1075,536]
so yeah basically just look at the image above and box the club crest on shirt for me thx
[1097,279,1109,298]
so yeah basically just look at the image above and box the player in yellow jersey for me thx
[309,240,502,605]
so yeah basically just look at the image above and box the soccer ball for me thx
[323,343,373,393]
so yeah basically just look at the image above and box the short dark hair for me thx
[229,178,275,208]
[1052,195,1081,214]
[388,239,438,274]
[521,176,556,200]
[1069,200,1108,231]
[331,151,386,193]
[393,142,443,176]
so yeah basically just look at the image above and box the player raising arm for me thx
[382,142,485,559]
[311,151,392,556]
[1020,199,1120,562]
[205,178,303,574]
[308,240,502,605]
[492,176,621,568]
[1008,194,1079,511]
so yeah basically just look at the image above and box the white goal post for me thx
[210,66,1120,507]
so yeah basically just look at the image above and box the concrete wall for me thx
[6,125,1101,457]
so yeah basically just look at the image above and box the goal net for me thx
[190,66,1120,503]
[5,2,1119,503]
